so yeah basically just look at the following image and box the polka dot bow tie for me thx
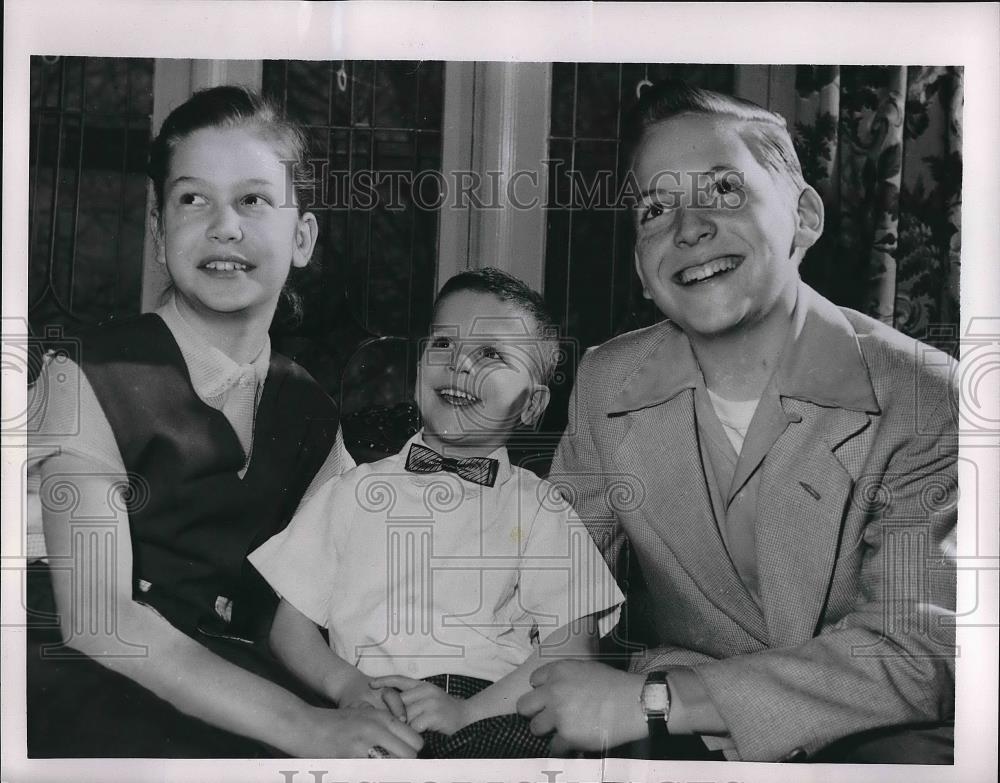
[404,443,499,488]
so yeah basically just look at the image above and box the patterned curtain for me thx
[792,65,963,344]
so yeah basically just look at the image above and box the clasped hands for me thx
[340,673,471,736]
[339,660,647,754]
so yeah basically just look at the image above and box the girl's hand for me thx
[369,676,470,735]
[290,704,423,758]
[337,673,406,720]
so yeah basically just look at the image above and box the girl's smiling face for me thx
[154,126,316,320]
[417,291,551,458]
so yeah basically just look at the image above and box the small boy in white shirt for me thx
[250,269,624,758]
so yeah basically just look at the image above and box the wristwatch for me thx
[639,671,671,753]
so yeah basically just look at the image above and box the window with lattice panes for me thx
[28,56,154,361]
[262,60,445,416]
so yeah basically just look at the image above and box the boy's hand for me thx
[337,674,407,721]
[516,660,647,752]
[369,676,470,735]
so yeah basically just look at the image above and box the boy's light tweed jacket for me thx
[551,283,957,761]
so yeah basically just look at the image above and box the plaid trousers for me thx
[418,674,553,759]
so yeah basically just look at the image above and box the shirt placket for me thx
[225,369,260,474]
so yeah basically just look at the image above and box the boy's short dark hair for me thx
[433,268,559,385]
[622,79,807,195]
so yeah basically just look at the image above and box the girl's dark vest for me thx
[80,314,340,639]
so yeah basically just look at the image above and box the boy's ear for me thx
[633,248,652,299]
[792,185,824,253]
[520,384,551,428]
[292,211,319,269]
[149,208,166,265]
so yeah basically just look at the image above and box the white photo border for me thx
[3,2,998,783]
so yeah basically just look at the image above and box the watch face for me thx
[641,682,670,714]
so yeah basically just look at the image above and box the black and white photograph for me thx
[3,3,998,783]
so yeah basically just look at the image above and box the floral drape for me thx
[792,65,963,344]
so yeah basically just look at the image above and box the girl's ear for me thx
[519,384,551,428]
[792,185,824,252]
[149,208,166,265]
[292,211,319,269]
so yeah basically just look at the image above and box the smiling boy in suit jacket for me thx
[516,81,957,763]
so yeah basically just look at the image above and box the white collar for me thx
[155,295,271,400]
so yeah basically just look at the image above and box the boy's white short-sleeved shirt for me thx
[250,432,624,682]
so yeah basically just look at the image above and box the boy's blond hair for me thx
[623,79,808,196]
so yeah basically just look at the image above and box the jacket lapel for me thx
[613,391,770,644]
[602,285,882,651]
[756,398,872,646]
